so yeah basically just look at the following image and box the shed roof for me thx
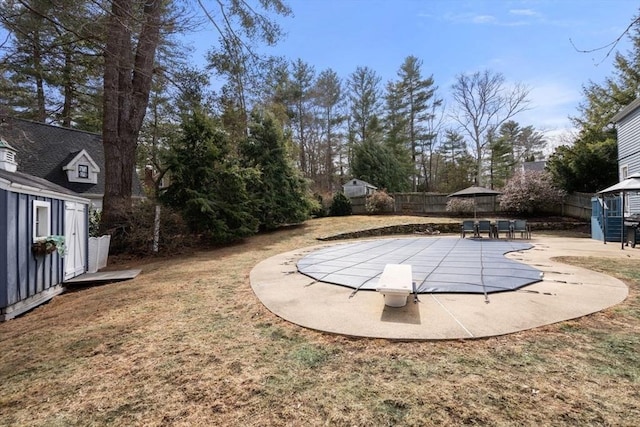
[343,178,376,188]
[0,168,88,202]
[522,160,547,172]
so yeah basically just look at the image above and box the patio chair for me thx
[494,219,513,239]
[477,220,492,238]
[461,220,477,238]
[512,219,531,239]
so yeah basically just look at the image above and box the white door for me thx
[64,201,87,280]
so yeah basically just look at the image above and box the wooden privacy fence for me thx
[349,192,593,220]
[545,192,593,220]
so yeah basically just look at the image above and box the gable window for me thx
[78,164,89,179]
[33,201,51,241]
[63,149,100,184]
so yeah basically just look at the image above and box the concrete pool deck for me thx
[249,236,637,340]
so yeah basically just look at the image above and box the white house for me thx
[342,179,377,198]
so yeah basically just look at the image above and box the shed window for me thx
[78,164,89,179]
[33,201,51,241]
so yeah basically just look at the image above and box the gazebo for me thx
[597,173,640,249]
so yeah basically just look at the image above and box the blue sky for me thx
[191,0,640,149]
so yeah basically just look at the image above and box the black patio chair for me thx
[461,220,477,238]
[513,219,531,239]
[495,219,513,239]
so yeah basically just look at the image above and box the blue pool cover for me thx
[297,238,541,294]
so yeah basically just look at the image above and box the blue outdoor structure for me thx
[591,196,623,243]
[0,168,89,321]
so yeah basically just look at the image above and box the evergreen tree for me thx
[314,68,345,192]
[383,80,413,189]
[549,11,640,193]
[348,66,382,144]
[486,129,512,189]
[240,110,312,230]
[289,58,317,177]
[436,130,475,193]
[547,139,618,193]
[351,139,407,192]
[395,55,442,190]
[0,0,103,126]
[162,109,258,243]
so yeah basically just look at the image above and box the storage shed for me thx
[0,141,89,320]
[342,179,377,198]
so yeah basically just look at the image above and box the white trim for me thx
[62,149,100,184]
[621,164,630,215]
[0,177,90,204]
[33,200,51,241]
[621,164,629,180]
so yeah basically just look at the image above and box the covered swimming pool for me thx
[297,237,541,294]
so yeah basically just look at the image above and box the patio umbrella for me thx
[448,186,502,219]
[598,173,640,249]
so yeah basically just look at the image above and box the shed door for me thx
[64,202,87,280]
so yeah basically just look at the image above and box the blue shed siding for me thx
[1,189,64,313]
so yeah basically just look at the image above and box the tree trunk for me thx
[101,0,162,232]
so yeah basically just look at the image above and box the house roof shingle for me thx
[0,117,143,197]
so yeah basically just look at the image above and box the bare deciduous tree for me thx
[450,70,530,185]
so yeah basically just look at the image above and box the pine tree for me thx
[348,66,382,145]
[0,0,102,126]
[314,68,345,192]
[162,109,258,242]
[549,11,640,193]
[289,59,317,177]
[240,110,312,230]
[383,80,413,190]
[351,139,406,192]
[395,56,442,190]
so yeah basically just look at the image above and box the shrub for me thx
[89,208,102,237]
[329,192,352,216]
[500,170,566,215]
[309,193,327,218]
[107,200,193,256]
[366,190,395,214]
[446,198,475,215]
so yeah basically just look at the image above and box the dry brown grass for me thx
[1,215,639,426]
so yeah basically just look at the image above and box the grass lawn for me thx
[1,215,639,426]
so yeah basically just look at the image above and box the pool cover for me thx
[297,238,541,294]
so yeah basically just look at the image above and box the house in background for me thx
[342,178,377,198]
[0,116,144,209]
[521,160,547,173]
[0,140,89,320]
